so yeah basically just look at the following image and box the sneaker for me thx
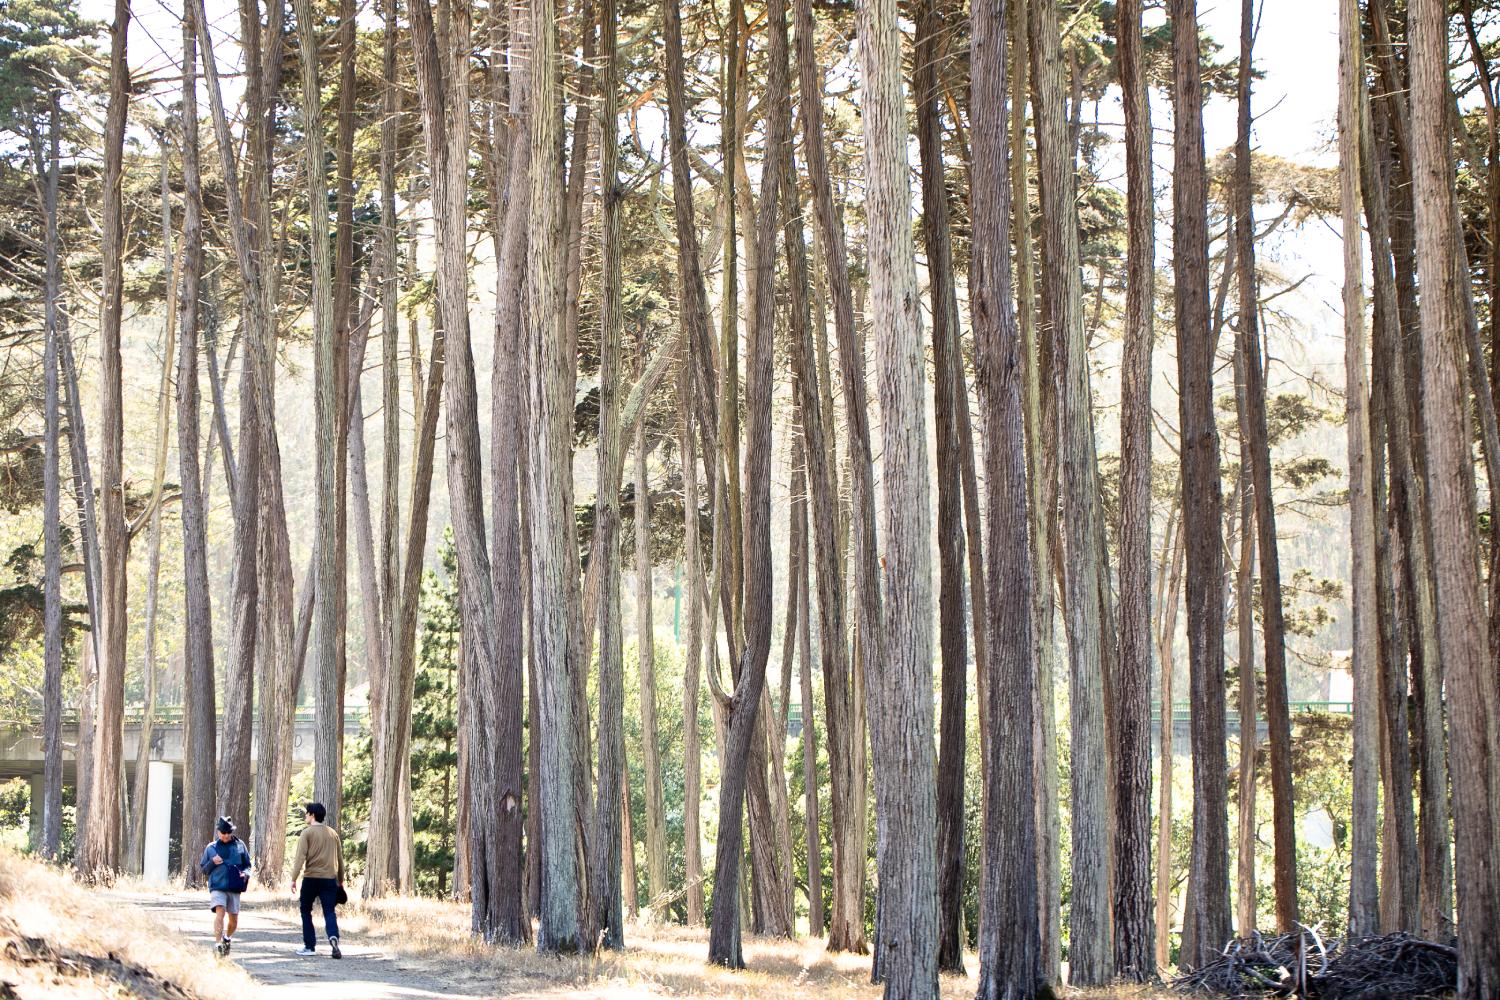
[330,937,341,960]
[215,941,227,957]
[222,938,232,956]
[295,947,316,957]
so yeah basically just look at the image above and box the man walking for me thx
[199,816,250,956]
[289,801,344,959]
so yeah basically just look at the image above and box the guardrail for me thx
[1,704,371,730]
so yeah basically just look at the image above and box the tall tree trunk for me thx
[38,89,65,862]
[374,0,404,893]
[707,0,786,966]
[793,444,823,938]
[1008,0,1061,974]
[1113,0,1155,976]
[792,0,875,952]
[914,0,968,973]
[1338,0,1380,939]
[1359,86,1421,932]
[527,0,582,951]
[1408,0,1500,990]
[1155,496,1186,968]
[1116,0,1158,971]
[680,367,707,926]
[81,0,132,877]
[591,0,626,944]
[662,0,712,929]
[1232,430,1257,937]
[635,377,668,914]
[1171,0,1231,967]
[859,0,940,987]
[295,0,344,832]
[129,143,180,873]
[1029,0,1111,980]
[1363,3,1455,933]
[972,0,1043,995]
[1232,0,1298,930]
[175,2,215,884]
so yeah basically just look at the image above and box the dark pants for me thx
[299,877,340,950]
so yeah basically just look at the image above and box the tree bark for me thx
[81,0,132,877]
[859,0,941,985]
[792,0,874,951]
[527,0,582,950]
[1171,0,1231,967]
[38,87,65,862]
[591,0,626,944]
[1359,86,1421,932]
[914,0,968,973]
[1028,0,1111,980]
[972,0,1043,995]
[707,0,786,966]
[1113,0,1155,976]
[1337,0,1380,939]
[1408,0,1500,989]
[635,380,668,914]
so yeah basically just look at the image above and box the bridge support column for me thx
[144,760,173,882]
[27,774,42,852]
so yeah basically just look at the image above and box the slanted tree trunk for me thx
[792,442,823,938]
[971,1,1043,995]
[81,0,132,877]
[1171,0,1231,967]
[1232,424,1257,937]
[38,87,65,862]
[791,0,874,951]
[914,0,968,972]
[1028,0,1111,980]
[1407,0,1500,989]
[707,0,787,966]
[1113,0,1155,975]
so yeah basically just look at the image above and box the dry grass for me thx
[261,892,1177,999]
[0,848,256,999]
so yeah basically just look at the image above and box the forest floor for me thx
[0,850,1178,998]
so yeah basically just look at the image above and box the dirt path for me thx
[111,890,484,1000]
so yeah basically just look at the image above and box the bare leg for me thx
[226,912,239,938]
[213,906,225,942]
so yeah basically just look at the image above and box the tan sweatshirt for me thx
[289,823,344,883]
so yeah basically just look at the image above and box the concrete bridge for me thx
[0,705,366,875]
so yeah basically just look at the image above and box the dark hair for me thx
[216,816,235,835]
[304,802,327,823]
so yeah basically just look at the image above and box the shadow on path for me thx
[111,890,482,1000]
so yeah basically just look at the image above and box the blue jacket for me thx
[200,838,250,892]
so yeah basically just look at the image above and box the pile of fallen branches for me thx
[1315,933,1457,999]
[1175,928,1457,999]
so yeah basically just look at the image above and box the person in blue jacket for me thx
[199,816,251,956]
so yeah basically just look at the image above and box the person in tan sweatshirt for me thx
[289,802,344,958]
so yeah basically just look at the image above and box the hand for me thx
[212,856,224,866]
[289,881,297,895]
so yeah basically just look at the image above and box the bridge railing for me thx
[2,704,370,730]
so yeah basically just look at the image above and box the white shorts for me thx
[209,890,242,914]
